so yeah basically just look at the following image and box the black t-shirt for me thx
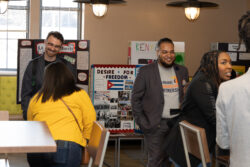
[44,60,55,67]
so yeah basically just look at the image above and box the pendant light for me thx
[166,0,218,21]
[0,0,26,14]
[73,0,126,17]
[0,0,8,14]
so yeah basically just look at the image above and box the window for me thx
[0,0,83,71]
[41,0,81,40]
[0,1,29,70]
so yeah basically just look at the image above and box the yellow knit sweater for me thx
[27,90,96,147]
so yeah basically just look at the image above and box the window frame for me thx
[0,1,30,72]
[0,0,84,73]
[40,0,82,40]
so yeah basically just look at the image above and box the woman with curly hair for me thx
[166,50,232,167]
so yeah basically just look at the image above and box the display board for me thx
[128,41,185,65]
[17,39,90,104]
[90,64,141,133]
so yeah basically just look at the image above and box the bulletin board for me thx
[128,41,185,65]
[17,39,90,104]
[90,64,141,133]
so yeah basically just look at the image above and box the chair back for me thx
[179,120,210,167]
[0,111,9,120]
[87,121,110,167]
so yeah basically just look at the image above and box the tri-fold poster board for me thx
[90,64,141,132]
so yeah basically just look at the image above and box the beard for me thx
[158,57,175,68]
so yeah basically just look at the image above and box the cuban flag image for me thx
[107,80,124,90]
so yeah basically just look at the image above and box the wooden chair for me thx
[87,121,110,167]
[0,111,9,121]
[179,120,210,167]
[0,111,9,167]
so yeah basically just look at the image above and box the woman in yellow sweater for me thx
[27,62,96,167]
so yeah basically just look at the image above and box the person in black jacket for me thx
[165,50,232,167]
[21,31,76,120]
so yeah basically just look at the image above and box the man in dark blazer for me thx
[132,38,189,167]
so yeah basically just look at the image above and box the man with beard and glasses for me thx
[21,31,76,120]
[132,38,189,167]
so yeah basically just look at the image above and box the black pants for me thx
[144,119,173,167]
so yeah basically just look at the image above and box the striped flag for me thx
[107,80,124,90]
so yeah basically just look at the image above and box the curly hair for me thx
[195,50,223,88]
[238,11,250,51]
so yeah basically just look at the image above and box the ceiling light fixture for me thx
[166,0,218,21]
[73,0,126,17]
[92,4,107,17]
[0,0,8,14]
[0,0,25,14]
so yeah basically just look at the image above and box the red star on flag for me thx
[107,81,114,89]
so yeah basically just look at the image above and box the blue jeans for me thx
[170,158,211,167]
[27,140,83,167]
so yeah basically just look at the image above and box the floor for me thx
[4,142,219,167]
[6,141,147,167]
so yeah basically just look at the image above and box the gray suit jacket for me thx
[132,62,189,132]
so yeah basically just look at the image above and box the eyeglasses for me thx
[46,42,62,49]
[160,50,175,55]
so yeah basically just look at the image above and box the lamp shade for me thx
[185,7,200,21]
[0,0,8,14]
[166,0,218,22]
[74,0,126,17]
[92,4,107,17]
